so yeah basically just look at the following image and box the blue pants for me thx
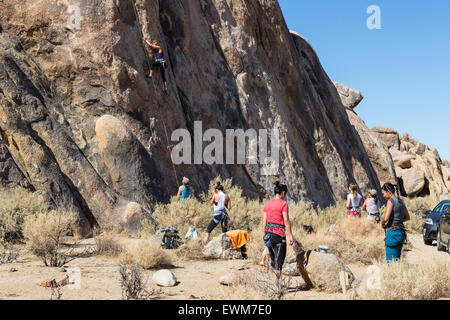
[385,229,406,263]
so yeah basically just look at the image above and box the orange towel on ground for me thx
[226,230,251,249]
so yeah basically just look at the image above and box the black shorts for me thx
[267,233,286,271]
[150,60,166,82]
[206,213,228,234]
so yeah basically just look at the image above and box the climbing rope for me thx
[161,118,179,188]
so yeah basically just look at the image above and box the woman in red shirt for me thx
[262,181,294,282]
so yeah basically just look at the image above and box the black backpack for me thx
[161,227,180,249]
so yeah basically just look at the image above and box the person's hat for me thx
[369,189,377,196]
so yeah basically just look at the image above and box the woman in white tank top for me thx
[213,191,226,213]
[362,189,381,222]
[204,182,231,243]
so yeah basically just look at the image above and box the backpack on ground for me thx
[159,227,181,249]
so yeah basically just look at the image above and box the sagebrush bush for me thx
[125,237,173,269]
[404,196,438,233]
[0,187,50,243]
[175,239,214,261]
[23,209,77,266]
[359,260,450,300]
[94,233,123,257]
[299,218,386,265]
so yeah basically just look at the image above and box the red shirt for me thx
[263,198,288,237]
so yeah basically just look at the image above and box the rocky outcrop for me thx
[333,82,363,110]
[374,128,449,199]
[372,126,401,150]
[0,0,388,234]
[333,80,448,200]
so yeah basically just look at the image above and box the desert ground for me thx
[1,233,448,300]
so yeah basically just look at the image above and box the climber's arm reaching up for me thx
[143,38,161,50]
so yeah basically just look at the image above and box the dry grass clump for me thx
[23,209,77,266]
[299,218,385,265]
[175,240,213,261]
[216,269,297,300]
[94,233,123,257]
[404,196,439,233]
[359,260,450,300]
[124,237,174,269]
[0,245,19,264]
[289,202,347,232]
[0,187,50,243]
[118,261,160,300]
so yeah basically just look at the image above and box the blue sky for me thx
[279,0,450,160]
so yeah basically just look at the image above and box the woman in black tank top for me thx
[381,183,411,263]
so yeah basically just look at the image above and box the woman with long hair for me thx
[346,183,363,218]
[381,183,410,263]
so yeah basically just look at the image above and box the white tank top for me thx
[213,192,226,213]
[366,198,380,214]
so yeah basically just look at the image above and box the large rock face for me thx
[0,0,393,233]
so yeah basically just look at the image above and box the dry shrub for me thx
[216,271,268,300]
[94,233,123,257]
[23,209,77,266]
[359,260,450,300]
[118,261,160,300]
[125,237,174,269]
[0,245,19,264]
[289,202,347,232]
[216,269,297,300]
[0,187,50,243]
[299,218,385,265]
[246,224,265,264]
[404,196,438,233]
[151,197,210,238]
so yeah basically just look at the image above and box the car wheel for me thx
[448,240,450,254]
[423,238,433,246]
[437,230,445,251]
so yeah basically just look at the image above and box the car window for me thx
[433,203,444,212]
[442,204,450,213]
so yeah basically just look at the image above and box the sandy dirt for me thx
[0,234,448,300]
